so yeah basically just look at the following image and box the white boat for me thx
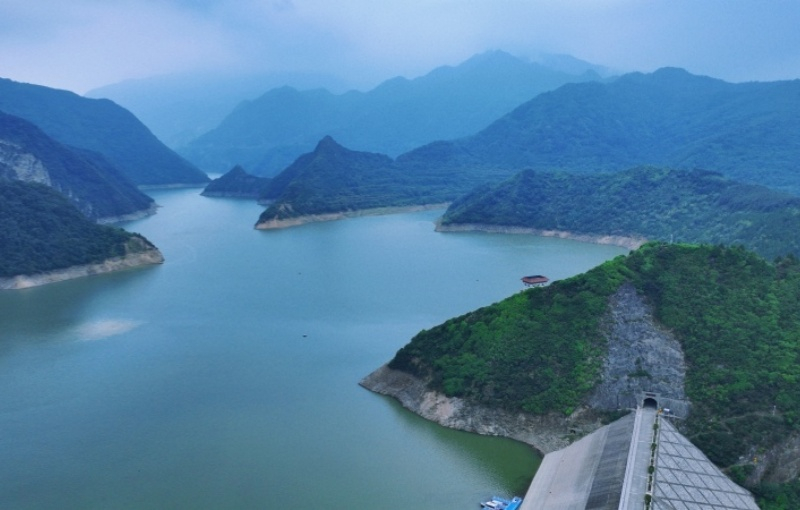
[481,496,522,510]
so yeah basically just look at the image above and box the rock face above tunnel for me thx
[588,283,687,413]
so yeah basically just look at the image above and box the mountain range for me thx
[0,111,154,221]
[246,66,800,230]
[86,70,354,149]
[0,78,208,186]
[400,67,800,193]
[181,51,607,176]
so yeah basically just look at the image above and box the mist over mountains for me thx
[86,70,355,150]
[400,67,800,193]
[0,78,208,187]
[240,66,800,234]
[175,51,608,176]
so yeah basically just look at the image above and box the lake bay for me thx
[0,188,626,509]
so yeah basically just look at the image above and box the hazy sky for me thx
[2,0,799,94]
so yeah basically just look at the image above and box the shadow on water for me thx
[370,389,541,496]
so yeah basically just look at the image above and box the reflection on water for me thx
[74,319,145,341]
[0,268,155,350]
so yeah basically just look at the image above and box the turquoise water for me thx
[0,188,626,509]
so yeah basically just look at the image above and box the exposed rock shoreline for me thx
[0,249,164,290]
[255,203,449,230]
[201,191,260,199]
[360,365,603,455]
[435,222,647,250]
[359,284,690,456]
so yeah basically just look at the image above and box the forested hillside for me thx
[400,68,800,193]
[0,111,154,221]
[0,181,159,278]
[255,136,452,225]
[388,242,800,507]
[0,78,208,186]
[441,167,800,259]
[202,165,271,198]
[239,68,800,228]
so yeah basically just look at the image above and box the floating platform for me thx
[521,275,549,287]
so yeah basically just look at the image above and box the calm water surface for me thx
[0,189,626,509]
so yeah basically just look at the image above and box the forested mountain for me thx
[255,136,492,227]
[400,67,800,193]
[0,181,160,278]
[0,78,209,186]
[440,166,800,259]
[236,68,800,227]
[0,111,154,221]
[255,136,432,225]
[386,242,800,507]
[181,51,605,176]
[201,165,271,198]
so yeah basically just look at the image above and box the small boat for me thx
[481,496,522,510]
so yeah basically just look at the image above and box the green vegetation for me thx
[0,181,156,277]
[256,137,461,223]
[0,78,208,186]
[202,165,271,198]
[1,111,154,220]
[389,248,630,414]
[253,67,800,225]
[403,67,800,194]
[441,166,800,260]
[388,242,800,502]
[755,481,800,509]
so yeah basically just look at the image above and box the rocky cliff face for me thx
[0,140,52,185]
[589,283,688,413]
[360,364,602,454]
[360,283,688,454]
[0,111,155,221]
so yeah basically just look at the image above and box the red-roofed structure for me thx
[521,275,549,287]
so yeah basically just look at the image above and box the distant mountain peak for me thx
[314,135,343,152]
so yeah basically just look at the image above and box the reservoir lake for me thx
[0,188,627,509]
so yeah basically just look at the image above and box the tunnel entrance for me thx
[643,397,658,409]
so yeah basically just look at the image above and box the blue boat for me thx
[480,496,522,510]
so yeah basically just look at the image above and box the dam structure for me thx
[520,399,759,510]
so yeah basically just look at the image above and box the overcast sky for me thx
[2,0,799,94]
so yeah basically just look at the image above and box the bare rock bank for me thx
[0,249,164,290]
[255,204,449,230]
[359,364,602,454]
[435,222,646,251]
